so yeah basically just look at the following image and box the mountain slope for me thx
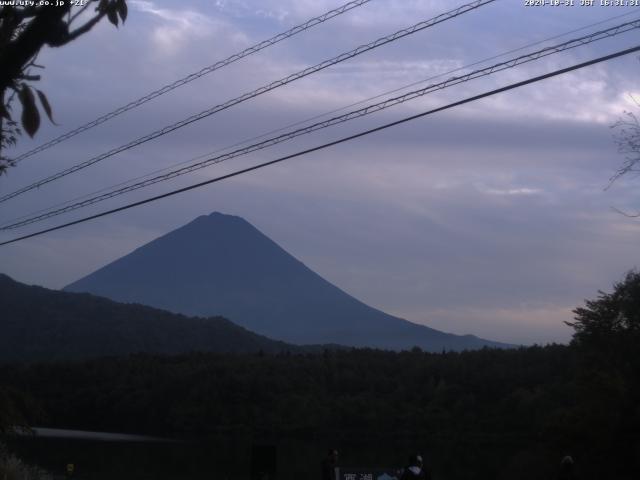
[65,212,510,351]
[0,274,297,362]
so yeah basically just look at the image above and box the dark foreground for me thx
[1,340,639,480]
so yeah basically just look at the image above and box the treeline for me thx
[0,343,638,479]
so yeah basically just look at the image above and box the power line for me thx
[5,11,632,230]
[4,18,636,229]
[0,0,496,205]
[1,44,638,247]
[8,0,374,164]
[4,18,639,230]
[5,8,632,230]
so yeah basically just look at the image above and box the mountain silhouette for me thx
[65,212,510,351]
[0,273,297,362]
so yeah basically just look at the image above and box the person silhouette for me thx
[400,454,430,480]
[321,449,339,480]
[558,455,577,480]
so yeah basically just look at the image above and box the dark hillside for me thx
[0,274,296,362]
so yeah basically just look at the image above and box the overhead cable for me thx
[6,9,636,229]
[1,44,638,247]
[8,0,374,164]
[3,18,639,230]
[0,0,496,204]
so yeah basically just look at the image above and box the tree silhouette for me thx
[0,0,128,174]
[0,385,33,434]
[567,270,640,354]
[609,104,640,216]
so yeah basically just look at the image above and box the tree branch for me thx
[0,5,71,91]
[60,11,106,45]
[17,74,41,81]
[69,1,95,25]
[611,206,640,217]
[0,6,47,21]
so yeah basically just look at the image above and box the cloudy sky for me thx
[1,0,640,345]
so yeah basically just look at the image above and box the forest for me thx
[1,272,639,479]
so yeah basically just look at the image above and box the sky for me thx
[1,0,640,345]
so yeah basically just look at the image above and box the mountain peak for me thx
[187,211,245,226]
[65,214,510,351]
[198,211,243,222]
[208,211,238,219]
[182,212,258,235]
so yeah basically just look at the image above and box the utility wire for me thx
[3,18,639,230]
[1,44,638,247]
[0,0,495,205]
[4,8,632,229]
[5,11,636,230]
[8,0,374,164]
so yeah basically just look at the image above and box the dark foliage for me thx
[0,1,127,172]
[0,386,37,434]
[568,270,640,349]
[0,343,638,479]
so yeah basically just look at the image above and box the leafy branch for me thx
[0,0,128,174]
